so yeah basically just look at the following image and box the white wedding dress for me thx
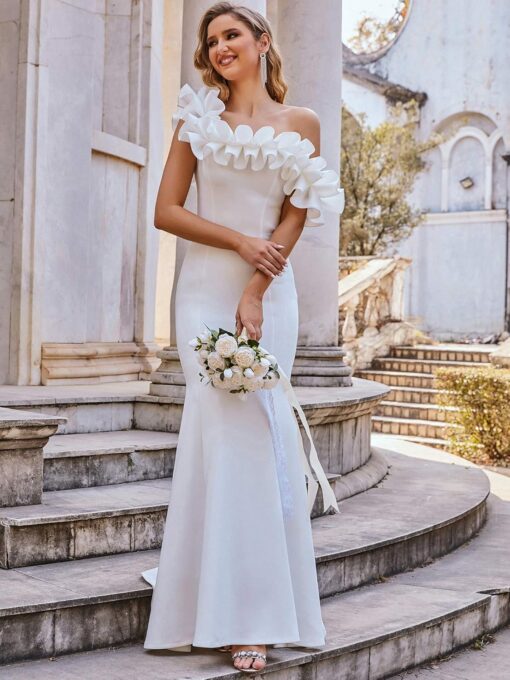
[143,83,345,652]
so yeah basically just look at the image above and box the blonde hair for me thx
[193,2,288,104]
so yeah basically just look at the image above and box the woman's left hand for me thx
[235,290,263,341]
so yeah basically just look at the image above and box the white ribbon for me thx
[277,366,340,516]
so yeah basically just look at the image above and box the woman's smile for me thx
[219,55,237,67]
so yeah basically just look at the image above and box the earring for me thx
[260,52,267,86]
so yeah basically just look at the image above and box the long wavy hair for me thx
[193,2,288,104]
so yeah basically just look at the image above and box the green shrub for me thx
[435,366,510,467]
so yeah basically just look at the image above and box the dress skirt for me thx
[143,243,327,650]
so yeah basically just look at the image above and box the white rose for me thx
[199,331,211,343]
[252,362,269,377]
[234,346,256,368]
[199,349,209,359]
[208,351,226,371]
[263,370,279,389]
[244,367,255,378]
[211,371,230,389]
[229,366,244,387]
[259,357,271,367]
[243,375,264,392]
[215,334,238,358]
[188,338,200,347]
[224,367,233,378]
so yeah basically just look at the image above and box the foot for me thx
[231,644,267,672]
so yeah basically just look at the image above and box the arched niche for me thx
[434,114,503,212]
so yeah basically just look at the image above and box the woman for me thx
[143,2,345,674]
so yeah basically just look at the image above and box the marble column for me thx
[277,0,352,386]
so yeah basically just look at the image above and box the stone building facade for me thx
[342,0,510,340]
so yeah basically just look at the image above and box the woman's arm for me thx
[154,119,287,278]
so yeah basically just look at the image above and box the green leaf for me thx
[218,327,235,337]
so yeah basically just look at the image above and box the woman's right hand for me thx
[236,236,288,278]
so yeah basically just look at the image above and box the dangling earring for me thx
[260,51,267,86]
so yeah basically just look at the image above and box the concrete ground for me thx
[380,434,510,680]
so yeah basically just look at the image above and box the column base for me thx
[149,346,186,398]
[150,345,353,395]
[41,342,160,385]
[291,346,353,387]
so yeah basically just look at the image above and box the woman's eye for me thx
[208,33,238,48]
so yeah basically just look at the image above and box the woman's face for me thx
[207,14,264,81]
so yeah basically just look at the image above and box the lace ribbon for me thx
[261,366,340,518]
[259,388,296,520]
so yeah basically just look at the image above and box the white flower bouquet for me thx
[188,324,280,400]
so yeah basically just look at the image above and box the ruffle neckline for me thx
[172,83,345,227]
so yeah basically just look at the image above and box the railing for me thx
[338,256,419,371]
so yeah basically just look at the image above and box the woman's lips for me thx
[219,55,236,67]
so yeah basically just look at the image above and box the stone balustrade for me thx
[0,408,66,506]
[338,256,429,371]
[489,337,510,367]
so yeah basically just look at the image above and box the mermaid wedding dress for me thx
[143,83,345,652]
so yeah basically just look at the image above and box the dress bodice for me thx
[172,83,345,238]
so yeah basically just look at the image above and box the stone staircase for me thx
[358,343,496,449]
[0,379,509,678]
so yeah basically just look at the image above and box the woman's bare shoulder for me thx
[284,104,321,150]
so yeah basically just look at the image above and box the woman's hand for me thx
[235,290,264,341]
[236,236,287,278]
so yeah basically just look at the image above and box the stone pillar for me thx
[277,0,352,386]
[2,1,164,386]
[0,408,65,507]
[150,0,267,398]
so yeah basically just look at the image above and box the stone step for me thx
[377,433,450,450]
[372,415,452,439]
[2,456,386,569]
[0,446,489,664]
[358,370,436,389]
[0,582,490,678]
[390,343,496,363]
[388,624,510,679]
[386,385,441,405]
[375,400,454,422]
[372,357,485,375]
[43,430,178,491]
[0,436,504,680]
[0,478,172,568]
[0,381,148,434]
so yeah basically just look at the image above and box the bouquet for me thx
[188,324,280,400]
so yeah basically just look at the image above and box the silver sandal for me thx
[231,649,267,674]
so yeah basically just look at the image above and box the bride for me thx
[143,2,345,674]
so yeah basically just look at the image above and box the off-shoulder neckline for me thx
[217,116,317,153]
[204,86,318,153]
